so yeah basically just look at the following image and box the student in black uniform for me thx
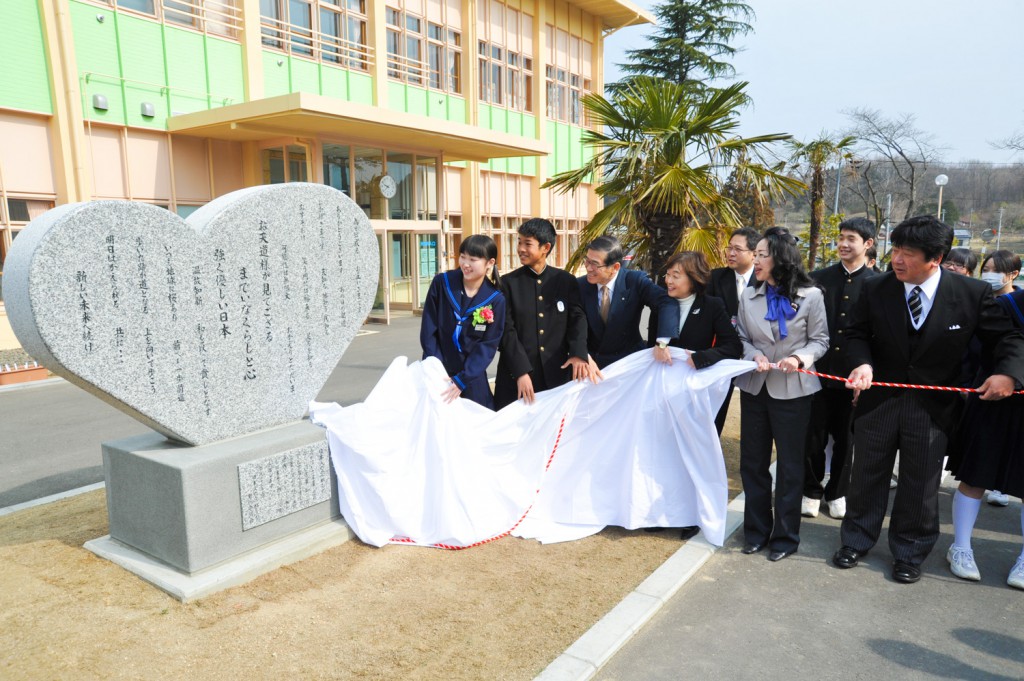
[494,218,591,409]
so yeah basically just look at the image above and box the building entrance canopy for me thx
[168,92,549,163]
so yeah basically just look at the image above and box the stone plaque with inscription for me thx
[2,183,378,446]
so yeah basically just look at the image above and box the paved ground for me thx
[0,315,425,508]
[597,483,1024,681]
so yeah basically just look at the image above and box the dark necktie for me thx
[908,286,923,326]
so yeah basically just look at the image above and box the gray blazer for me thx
[734,283,830,399]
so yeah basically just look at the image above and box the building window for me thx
[545,25,591,125]
[260,146,308,184]
[1,198,55,282]
[477,2,533,113]
[387,5,461,94]
[101,1,242,37]
[261,0,369,70]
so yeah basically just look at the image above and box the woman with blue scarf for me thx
[734,227,829,562]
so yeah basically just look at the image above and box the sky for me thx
[603,0,1024,164]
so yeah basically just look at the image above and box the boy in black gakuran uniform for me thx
[494,218,591,409]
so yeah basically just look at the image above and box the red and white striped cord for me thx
[769,363,1024,395]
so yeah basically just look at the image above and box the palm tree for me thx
[543,77,803,281]
[788,133,855,270]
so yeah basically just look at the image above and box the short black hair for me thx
[587,234,624,266]
[730,227,761,252]
[518,218,557,248]
[839,217,876,243]
[982,249,1022,275]
[889,215,953,262]
[945,247,979,274]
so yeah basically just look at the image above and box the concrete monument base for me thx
[86,420,352,598]
[85,519,352,601]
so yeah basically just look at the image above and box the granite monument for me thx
[2,183,379,598]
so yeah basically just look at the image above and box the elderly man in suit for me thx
[577,235,679,370]
[706,227,761,433]
[834,215,1024,584]
[801,217,879,521]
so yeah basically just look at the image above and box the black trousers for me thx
[803,387,855,501]
[713,381,734,435]
[740,387,813,553]
[840,393,948,566]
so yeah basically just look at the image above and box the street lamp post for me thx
[935,174,949,221]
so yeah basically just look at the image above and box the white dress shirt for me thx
[904,268,942,330]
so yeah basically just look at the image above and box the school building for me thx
[0,0,651,321]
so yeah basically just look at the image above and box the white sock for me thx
[952,490,981,551]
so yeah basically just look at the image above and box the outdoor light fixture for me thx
[140,102,155,118]
[935,174,949,220]
[92,94,108,111]
[96,14,104,23]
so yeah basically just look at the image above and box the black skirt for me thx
[946,393,1024,498]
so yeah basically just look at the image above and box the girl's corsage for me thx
[472,305,495,325]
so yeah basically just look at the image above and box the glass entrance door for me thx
[388,231,414,309]
[417,234,439,306]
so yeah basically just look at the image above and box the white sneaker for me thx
[986,490,1010,507]
[947,546,981,581]
[826,497,847,519]
[801,496,820,518]
[1009,557,1024,590]
[889,476,898,490]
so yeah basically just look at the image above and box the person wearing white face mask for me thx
[946,249,1024,589]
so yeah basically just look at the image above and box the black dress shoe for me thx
[741,542,766,554]
[679,526,700,541]
[832,546,866,569]
[893,561,921,584]
[768,549,796,562]
[643,527,666,533]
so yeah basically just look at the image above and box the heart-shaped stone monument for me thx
[2,183,378,445]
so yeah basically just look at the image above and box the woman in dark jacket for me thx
[652,251,742,369]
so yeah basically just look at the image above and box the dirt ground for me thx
[0,397,743,681]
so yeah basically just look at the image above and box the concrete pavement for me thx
[593,480,1024,681]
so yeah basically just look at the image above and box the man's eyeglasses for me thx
[726,246,751,254]
[583,259,611,270]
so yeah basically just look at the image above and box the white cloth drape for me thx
[310,350,754,549]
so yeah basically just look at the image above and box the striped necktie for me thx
[600,285,611,322]
[908,286,923,326]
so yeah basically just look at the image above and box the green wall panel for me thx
[321,63,349,100]
[406,86,428,116]
[387,81,406,112]
[348,72,373,104]
[290,57,320,94]
[121,32,164,130]
[448,96,466,123]
[521,157,536,177]
[72,2,123,124]
[205,38,244,106]
[263,51,290,97]
[71,1,246,127]
[0,0,52,113]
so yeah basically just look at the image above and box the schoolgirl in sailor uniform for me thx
[420,235,506,409]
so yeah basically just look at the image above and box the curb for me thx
[0,376,65,393]
[0,481,105,518]
[535,485,752,680]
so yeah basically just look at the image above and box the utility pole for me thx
[883,193,892,255]
[996,206,1005,250]
[833,161,843,215]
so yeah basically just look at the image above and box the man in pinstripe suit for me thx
[832,215,1024,583]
